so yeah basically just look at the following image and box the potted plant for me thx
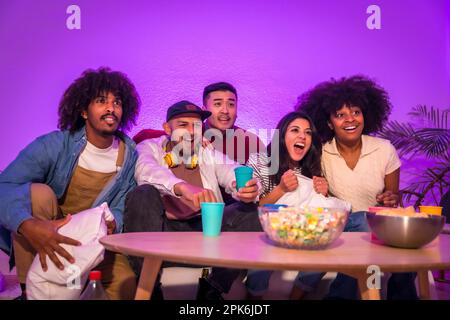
[378,105,449,208]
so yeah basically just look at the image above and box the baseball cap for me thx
[166,100,212,122]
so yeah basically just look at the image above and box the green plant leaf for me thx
[414,128,450,160]
[379,106,450,160]
[408,105,449,129]
[399,164,450,207]
[378,121,418,158]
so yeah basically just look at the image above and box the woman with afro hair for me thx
[292,75,418,300]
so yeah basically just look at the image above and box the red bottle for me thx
[80,271,109,300]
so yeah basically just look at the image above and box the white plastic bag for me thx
[276,174,351,212]
[26,202,114,300]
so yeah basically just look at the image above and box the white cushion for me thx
[26,202,114,300]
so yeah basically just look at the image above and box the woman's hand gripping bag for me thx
[276,174,351,212]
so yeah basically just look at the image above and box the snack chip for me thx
[376,206,429,218]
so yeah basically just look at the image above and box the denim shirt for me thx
[0,127,138,256]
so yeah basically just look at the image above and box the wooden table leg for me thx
[417,270,431,300]
[356,274,381,300]
[342,270,381,300]
[134,257,163,300]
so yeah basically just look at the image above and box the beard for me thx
[99,127,117,136]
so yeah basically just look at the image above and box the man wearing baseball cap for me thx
[124,100,262,300]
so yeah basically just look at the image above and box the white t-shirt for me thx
[321,135,401,212]
[78,138,120,173]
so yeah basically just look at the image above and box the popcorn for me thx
[258,206,348,249]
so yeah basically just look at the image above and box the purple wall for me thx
[0,0,448,171]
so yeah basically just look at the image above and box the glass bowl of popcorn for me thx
[258,204,349,250]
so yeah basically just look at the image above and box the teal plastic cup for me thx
[234,166,254,191]
[201,202,225,237]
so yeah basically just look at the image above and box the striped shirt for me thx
[246,153,302,198]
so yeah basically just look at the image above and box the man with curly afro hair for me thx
[0,67,141,300]
[293,75,418,300]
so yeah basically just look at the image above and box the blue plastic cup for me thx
[201,202,225,237]
[234,166,254,191]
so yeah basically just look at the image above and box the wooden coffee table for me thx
[100,232,450,300]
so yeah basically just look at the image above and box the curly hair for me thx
[267,111,323,186]
[295,75,392,143]
[58,67,141,133]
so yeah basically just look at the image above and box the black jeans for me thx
[123,184,262,293]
